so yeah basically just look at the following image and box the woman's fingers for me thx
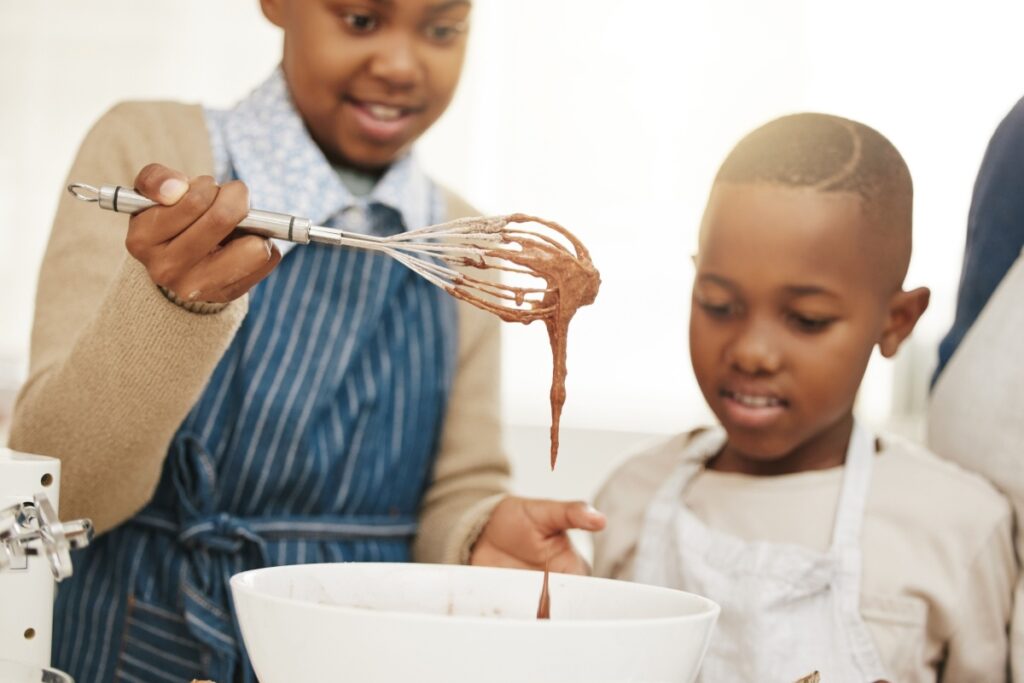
[210,239,281,303]
[124,164,278,303]
[548,545,590,575]
[171,235,277,303]
[133,162,190,206]
[162,180,250,262]
[472,535,589,576]
[523,499,607,536]
[469,542,536,571]
[127,175,219,262]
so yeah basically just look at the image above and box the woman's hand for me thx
[470,496,606,575]
[126,163,281,303]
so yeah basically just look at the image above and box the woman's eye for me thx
[424,22,466,43]
[698,300,736,318]
[343,11,378,33]
[789,313,835,332]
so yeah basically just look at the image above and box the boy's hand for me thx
[470,496,606,575]
[126,163,280,304]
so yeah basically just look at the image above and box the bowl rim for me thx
[0,658,74,682]
[230,562,720,628]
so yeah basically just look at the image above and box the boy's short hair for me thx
[712,113,913,285]
[715,113,912,227]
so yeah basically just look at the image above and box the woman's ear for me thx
[878,287,930,358]
[260,0,286,28]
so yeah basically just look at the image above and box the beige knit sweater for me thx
[10,101,509,564]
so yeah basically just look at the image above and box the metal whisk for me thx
[68,183,582,318]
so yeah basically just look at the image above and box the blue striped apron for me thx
[53,199,458,682]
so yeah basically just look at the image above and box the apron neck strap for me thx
[828,419,875,552]
[669,420,876,552]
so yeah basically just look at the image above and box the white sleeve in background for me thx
[940,509,1017,683]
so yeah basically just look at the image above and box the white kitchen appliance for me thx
[0,448,93,683]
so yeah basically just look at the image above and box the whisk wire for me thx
[326,213,578,318]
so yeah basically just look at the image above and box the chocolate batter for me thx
[536,562,551,620]
[447,214,601,468]
[439,214,598,622]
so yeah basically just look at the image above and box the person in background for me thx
[9,1,604,681]
[593,113,1017,681]
[929,96,1024,682]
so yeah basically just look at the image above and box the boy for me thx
[11,1,602,681]
[593,114,1016,682]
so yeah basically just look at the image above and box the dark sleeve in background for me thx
[934,96,1024,383]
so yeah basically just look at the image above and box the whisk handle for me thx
[76,184,313,244]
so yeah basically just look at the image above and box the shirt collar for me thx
[219,67,436,238]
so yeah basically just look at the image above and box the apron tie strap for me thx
[131,505,418,683]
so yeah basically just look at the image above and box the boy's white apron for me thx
[929,248,1024,683]
[633,422,889,683]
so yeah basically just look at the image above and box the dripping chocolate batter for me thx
[447,214,601,469]
[441,213,598,623]
[536,560,551,620]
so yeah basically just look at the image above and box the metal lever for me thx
[0,495,93,582]
[68,182,314,244]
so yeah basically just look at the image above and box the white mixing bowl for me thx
[231,563,718,683]
[0,659,73,683]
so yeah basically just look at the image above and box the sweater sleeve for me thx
[412,189,511,564]
[939,506,1016,682]
[9,101,248,534]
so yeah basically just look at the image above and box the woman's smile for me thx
[343,95,424,143]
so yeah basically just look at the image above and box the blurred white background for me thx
[2,1,1023,502]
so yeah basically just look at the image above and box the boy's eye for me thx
[423,21,467,44]
[788,313,835,332]
[342,10,378,33]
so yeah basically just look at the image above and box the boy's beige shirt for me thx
[594,430,1016,682]
[9,101,509,564]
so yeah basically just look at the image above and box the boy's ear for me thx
[878,287,930,358]
[260,0,285,28]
